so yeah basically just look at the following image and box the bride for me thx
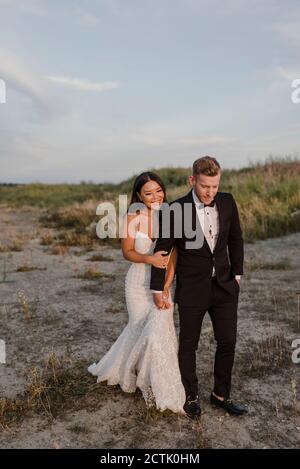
[88,172,186,415]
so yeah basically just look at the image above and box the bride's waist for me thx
[126,263,151,282]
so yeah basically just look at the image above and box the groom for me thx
[150,156,248,419]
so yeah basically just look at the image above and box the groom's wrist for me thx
[152,290,163,293]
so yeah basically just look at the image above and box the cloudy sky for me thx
[0,0,300,183]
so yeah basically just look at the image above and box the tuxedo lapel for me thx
[213,192,222,252]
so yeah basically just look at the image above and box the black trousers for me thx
[178,276,239,400]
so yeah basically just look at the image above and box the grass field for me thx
[1,156,299,243]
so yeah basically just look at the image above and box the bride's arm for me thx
[163,246,177,291]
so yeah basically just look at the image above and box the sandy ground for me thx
[0,206,299,449]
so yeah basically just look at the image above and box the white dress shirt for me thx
[192,189,218,276]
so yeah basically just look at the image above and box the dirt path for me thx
[0,206,299,448]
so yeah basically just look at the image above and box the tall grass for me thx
[0,156,299,242]
[219,157,300,241]
[0,182,115,209]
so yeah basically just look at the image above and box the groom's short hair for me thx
[193,156,221,177]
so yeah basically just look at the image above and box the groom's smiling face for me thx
[189,172,221,204]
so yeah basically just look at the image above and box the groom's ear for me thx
[189,175,195,186]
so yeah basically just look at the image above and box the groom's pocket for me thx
[233,279,240,293]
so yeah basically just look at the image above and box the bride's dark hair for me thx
[130,172,167,205]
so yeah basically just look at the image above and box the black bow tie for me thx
[204,200,216,208]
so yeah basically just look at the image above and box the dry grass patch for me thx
[40,232,56,246]
[0,353,121,429]
[50,244,70,256]
[240,334,292,378]
[86,253,114,262]
[16,265,47,272]
[245,260,294,271]
[76,268,115,281]
[0,239,24,252]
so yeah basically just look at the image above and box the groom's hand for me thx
[153,292,168,310]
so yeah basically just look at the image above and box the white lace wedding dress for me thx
[88,231,186,414]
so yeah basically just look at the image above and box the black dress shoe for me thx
[210,393,248,416]
[183,395,201,420]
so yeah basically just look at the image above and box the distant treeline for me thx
[0,183,20,187]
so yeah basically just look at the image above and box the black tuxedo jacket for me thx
[150,189,244,308]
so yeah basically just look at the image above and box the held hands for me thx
[153,291,171,310]
[150,251,169,269]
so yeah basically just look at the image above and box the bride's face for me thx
[137,180,165,210]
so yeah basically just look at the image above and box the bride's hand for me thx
[150,251,169,269]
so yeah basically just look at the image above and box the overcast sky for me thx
[0,0,300,183]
